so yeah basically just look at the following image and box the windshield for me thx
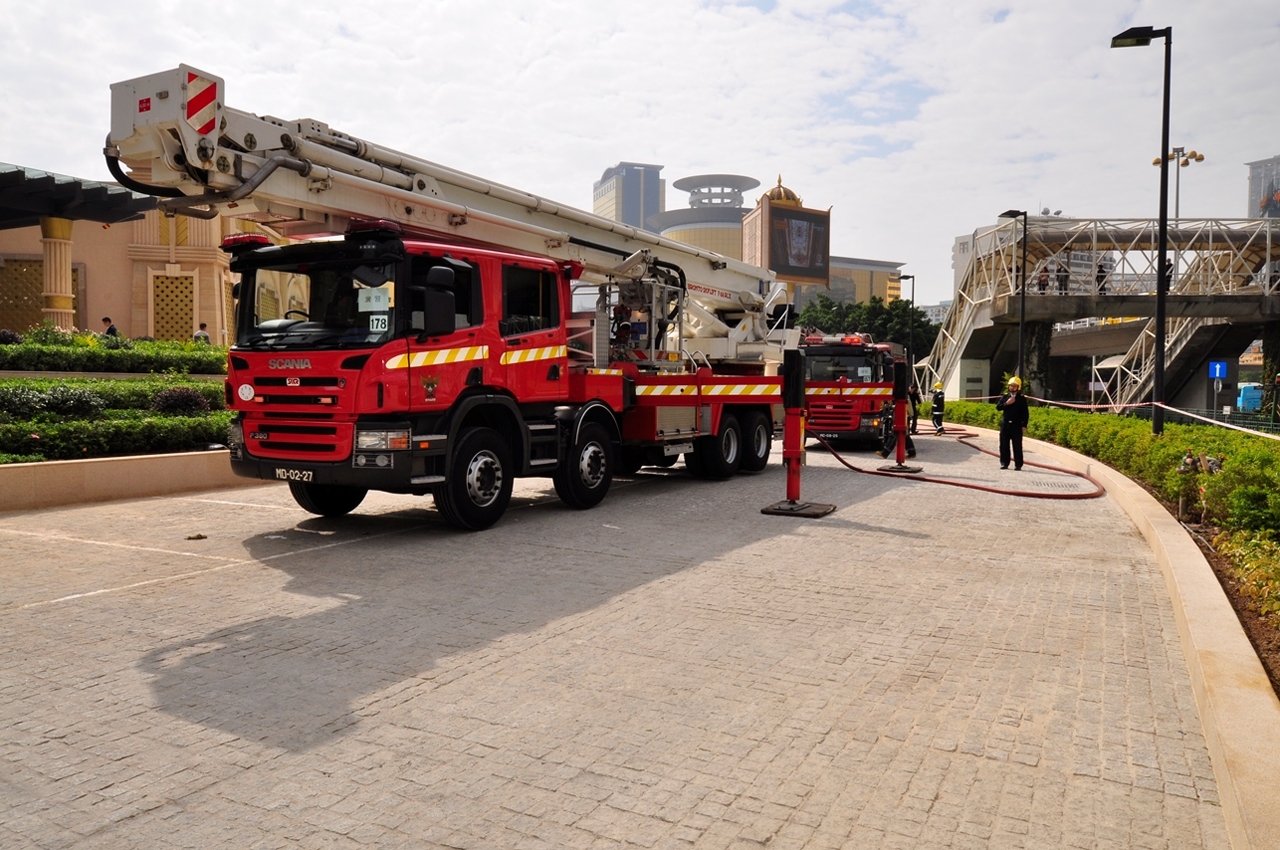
[236,261,396,349]
[806,352,883,382]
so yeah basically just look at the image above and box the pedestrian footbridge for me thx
[923,217,1280,408]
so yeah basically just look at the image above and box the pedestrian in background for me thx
[101,317,118,337]
[193,322,211,343]
[995,376,1029,470]
[931,382,946,436]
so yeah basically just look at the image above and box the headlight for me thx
[228,421,244,445]
[356,429,410,450]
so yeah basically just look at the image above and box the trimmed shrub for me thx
[43,385,106,417]
[0,452,45,464]
[23,321,75,347]
[0,329,23,345]
[0,342,226,374]
[0,412,233,459]
[151,386,211,416]
[0,385,46,419]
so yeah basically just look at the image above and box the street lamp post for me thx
[999,209,1028,380]
[1113,24,1173,435]
[899,273,915,385]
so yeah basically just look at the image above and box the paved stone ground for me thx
[0,433,1228,848]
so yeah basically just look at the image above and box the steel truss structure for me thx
[924,217,1280,409]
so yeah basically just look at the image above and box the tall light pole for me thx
[1113,24,1172,435]
[899,273,915,383]
[999,209,1028,380]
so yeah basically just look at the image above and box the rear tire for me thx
[554,422,613,509]
[288,482,367,517]
[740,411,772,472]
[693,412,742,480]
[433,426,513,531]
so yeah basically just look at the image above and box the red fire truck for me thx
[107,66,796,530]
[800,333,898,446]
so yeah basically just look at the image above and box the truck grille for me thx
[807,401,862,430]
[252,376,342,407]
[245,419,351,460]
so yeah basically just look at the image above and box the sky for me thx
[2,0,1277,306]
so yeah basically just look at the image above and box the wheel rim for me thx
[464,449,503,507]
[752,423,769,459]
[721,427,739,464]
[578,441,607,489]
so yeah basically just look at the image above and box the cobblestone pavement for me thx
[0,433,1228,848]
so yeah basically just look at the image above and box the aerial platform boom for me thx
[107,65,779,316]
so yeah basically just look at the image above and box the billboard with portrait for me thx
[767,205,830,285]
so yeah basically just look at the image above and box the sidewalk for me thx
[0,432,1259,848]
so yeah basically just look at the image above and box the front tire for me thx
[288,482,367,517]
[554,422,613,509]
[740,411,772,472]
[433,427,513,531]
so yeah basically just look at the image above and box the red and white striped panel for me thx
[185,73,218,136]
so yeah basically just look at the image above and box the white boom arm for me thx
[107,65,783,321]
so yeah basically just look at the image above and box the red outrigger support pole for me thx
[763,349,835,518]
[878,358,922,474]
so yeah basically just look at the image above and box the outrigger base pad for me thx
[877,463,923,474]
[761,500,836,518]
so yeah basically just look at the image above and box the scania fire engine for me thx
[107,65,799,529]
[799,333,898,445]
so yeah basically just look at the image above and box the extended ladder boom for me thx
[107,65,778,313]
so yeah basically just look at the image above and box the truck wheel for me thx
[694,412,742,480]
[554,422,613,509]
[740,411,772,472]
[433,426,513,531]
[288,482,367,517]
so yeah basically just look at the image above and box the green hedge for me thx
[0,412,233,460]
[946,401,1280,526]
[0,342,226,374]
[0,377,224,417]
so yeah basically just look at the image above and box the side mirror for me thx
[231,282,240,299]
[409,286,456,338]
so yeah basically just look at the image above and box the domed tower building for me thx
[644,174,760,260]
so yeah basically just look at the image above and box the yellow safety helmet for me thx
[933,382,943,390]
[1008,377,1022,389]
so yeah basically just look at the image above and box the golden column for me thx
[39,216,75,328]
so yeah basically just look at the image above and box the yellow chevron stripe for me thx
[703,384,779,397]
[587,368,624,375]
[386,346,489,370]
[636,384,696,396]
[500,345,567,365]
[805,386,893,397]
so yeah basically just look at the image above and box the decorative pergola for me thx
[0,163,155,328]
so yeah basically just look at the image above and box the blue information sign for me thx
[1208,360,1228,379]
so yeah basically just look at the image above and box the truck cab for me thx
[799,333,897,445]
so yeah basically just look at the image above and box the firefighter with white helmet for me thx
[995,377,1029,469]
[930,381,946,436]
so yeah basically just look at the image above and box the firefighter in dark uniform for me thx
[931,382,946,436]
[995,376,1029,469]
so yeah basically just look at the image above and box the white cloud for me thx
[1,0,1276,305]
